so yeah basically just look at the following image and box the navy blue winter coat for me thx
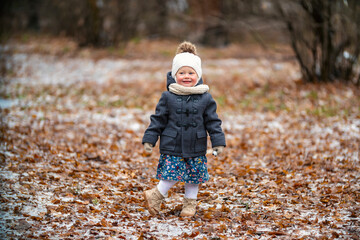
[142,72,226,158]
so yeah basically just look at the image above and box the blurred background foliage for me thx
[0,0,359,84]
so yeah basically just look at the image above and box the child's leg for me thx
[184,183,199,199]
[157,180,177,197]
[144,180,176,216]
[180,183,199,217]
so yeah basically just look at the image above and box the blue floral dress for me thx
[156,154,209,184]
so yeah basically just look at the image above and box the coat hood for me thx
[166,71,204,90]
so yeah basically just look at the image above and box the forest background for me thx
[0,0,359,239]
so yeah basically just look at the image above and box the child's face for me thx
[175,66,198,87]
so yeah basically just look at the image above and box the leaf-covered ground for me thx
[1,38,359,239]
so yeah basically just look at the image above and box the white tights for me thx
[157,180,199,199]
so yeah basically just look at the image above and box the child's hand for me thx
[212,146,224,156]
[144,143,154,153]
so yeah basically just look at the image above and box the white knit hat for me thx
[171,52,202,82]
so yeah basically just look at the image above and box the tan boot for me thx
[180,198,197,217]
[143,187,165,216]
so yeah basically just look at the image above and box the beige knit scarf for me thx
[169,83,209,95]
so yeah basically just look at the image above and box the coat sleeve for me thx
[142,92,169,146]
[204,94,226,148]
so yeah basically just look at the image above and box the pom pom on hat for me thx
[176,41,197,55]
[172,41,202,82]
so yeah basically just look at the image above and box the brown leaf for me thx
[100,218,110,227]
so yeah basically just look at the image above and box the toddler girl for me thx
[142,41,226,217]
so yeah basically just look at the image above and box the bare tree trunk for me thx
[78,0,101,46]
[276,0,359,84]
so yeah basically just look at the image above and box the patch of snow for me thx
[9,53,168,86]
[0,171,20,180]
[148,219,192,237]
[267,120,284,133]
[0,99,16,109]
